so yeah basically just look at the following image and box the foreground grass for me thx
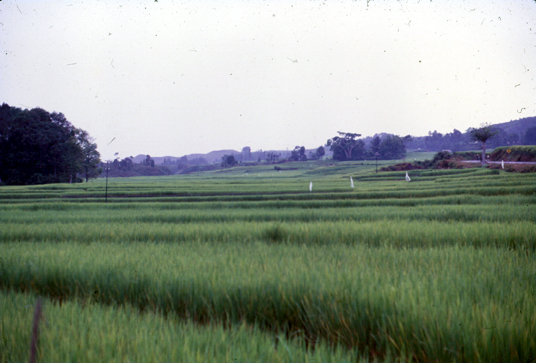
[1,290,358,363]
[2,242,534,363]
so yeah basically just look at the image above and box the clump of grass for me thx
[262,223,288,243]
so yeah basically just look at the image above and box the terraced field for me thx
[1,162,535,362]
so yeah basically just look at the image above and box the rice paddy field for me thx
[1,160,535,363]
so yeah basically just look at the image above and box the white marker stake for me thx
[501,160,504,169]
[309,182,313,192]
[350,177,354,188]
[405,172,411,182]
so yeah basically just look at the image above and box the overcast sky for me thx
[1,0,535,160]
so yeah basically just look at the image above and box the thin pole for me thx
[105,161,109,203]
[28,298,43,363]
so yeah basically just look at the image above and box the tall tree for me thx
[327,132,363,161]
[0,103,101,185]
[290,146,307,161]
[315,146,325,160]
[469,124,499,167]
[378,135,406,160]
[369,135,381,155]
[76,129,102,182]
[221,154,237,167]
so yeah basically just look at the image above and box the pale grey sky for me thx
[1,0,535,160]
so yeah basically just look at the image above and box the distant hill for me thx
[127,117,535,165]
[131,150,240,165]
[491,116,536,136]
[130,148,332,165]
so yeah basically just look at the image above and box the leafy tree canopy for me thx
[221,154,237,168]
[315,146,325,159]
[378,135,406,160]
[0,103,101,185]
[469,124,499,167]
[327,131,364,161]
[290,146,307,161]
[469,124,499,144]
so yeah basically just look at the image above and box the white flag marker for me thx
[501,160,504,169]
[405,172,411,182]
[350,177,354,188]
[309,182,313,192]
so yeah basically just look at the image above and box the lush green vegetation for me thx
[1,290,359,363]
[1,162,535,362]
[0,103,101,185]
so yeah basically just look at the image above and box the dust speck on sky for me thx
[1,0,535,159]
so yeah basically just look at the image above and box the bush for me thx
[262,224,288,243]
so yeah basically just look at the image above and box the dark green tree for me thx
[327,132,363,161]
[523,126,536,145]
[315,146,325,160]
[369,135,381,155]
[266,152,281,163]
[469,124,499,167]
[379,135,406,160]
[119,157,133,171]
[75,129,101,182]
[290,146,307,161]
[221,154,237,167]
[0,103,100,185]
[145,155,155,167]
[425,130,444,151]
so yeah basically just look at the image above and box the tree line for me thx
[0,103,101,185]
[3,101,534,180]
[327,132,409,161]
[405,125,536,152]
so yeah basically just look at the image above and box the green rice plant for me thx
[1,243,534,362]
[0,290,359,363]
[1,203,535,226]
[2,193,535,213]
[1,219,535,251]
[1,167,535,362]
[1,168,534,205]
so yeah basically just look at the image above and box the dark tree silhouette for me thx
[0,103,101,185]
[315,146,325,160]
[221,154,237,167]
[469,124,499,167]
[327,132,363,161]
[290,146,307,161]
[379,135,406,160]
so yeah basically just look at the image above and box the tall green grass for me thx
[1,220,535,250]
[1,203,535,225]
[1,242,534,363]
[1,167,535,362]
[1,290,358,363]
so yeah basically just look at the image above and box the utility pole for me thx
[105,161,109,203]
